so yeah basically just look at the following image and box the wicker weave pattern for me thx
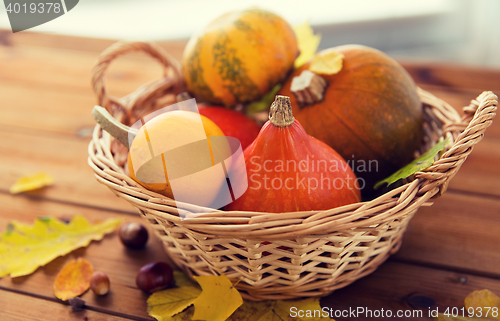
[88,42,498,300]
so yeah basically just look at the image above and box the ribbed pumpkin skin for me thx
[182,8,298,107]
[278,45,422,194]
[225,119,361,213]
[127,112,226,204]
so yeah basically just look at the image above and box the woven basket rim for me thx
[87,41,498,232]
[87,40,498,300]
[88,89,498,238]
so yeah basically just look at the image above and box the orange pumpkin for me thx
[225,96,361,213]
[182,8,299,107]
[127,111,228,207]
[278,45,422,196]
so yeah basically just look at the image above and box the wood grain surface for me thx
[0,29,499,321]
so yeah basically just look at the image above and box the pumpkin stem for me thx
[269,95,295,127]
[291,70,328,108]
[92,105,137,147]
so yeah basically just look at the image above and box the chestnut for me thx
[119,222,149,249]
[136,262,173,293]
[90,271,110,296]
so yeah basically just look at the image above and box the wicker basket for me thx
[88,41,498,301]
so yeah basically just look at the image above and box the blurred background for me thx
[1,0,499,68]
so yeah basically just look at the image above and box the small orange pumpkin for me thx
[182,8,299,107]
[225,96,361,213]
[278,45,423,195]
[127,111,228,207]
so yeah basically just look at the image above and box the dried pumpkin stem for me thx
[269,95,295,127]
[291,70,328,107]
[92,105,137,147]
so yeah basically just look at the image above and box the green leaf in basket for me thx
[246,84,282,115]
[374,137,451,190]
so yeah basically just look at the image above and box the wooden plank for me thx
[0,28,187,56]
[1,193,499,321]
[418,84,500,139]
[0,193,172,320]
[0,45,175,136]
[395,192,500,277]
[0,28,116,54]
[1,36,499,139]
[0,44,171,96]
[0,117,498,223]
[323,261,500,321]
[2,122,497,217]
[402,61,500,93]
[0,80,97,136]
[0,290,138,321]
[447,137,500,197]
[0,127,133,212]
[3,29,499,93]
[4,262,500,321]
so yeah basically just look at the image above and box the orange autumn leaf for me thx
[53,257,93,301]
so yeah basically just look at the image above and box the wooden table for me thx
[0,30,499,321]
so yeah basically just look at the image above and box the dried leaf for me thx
[464,289,500,320]
[293,21,321,68]
[229,298,331,320]
[192,275,243,321]
[0,216,121,278]
[308,50,344,75]
[53,258,93,301]
[374,137,451,190]
[148,286,202,321]
[10,172,54,194]
[433,314,495,321]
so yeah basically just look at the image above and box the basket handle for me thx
[91,41,184,124]
[417,91,498,196]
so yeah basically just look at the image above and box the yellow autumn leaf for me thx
[229,298,330,321]
[173,270,197,288]
[0,216,121,278]
[10,172,54,194]
[309,50,344,75]
[227,300,273,320]
[433,314,496,321]
[293,21,321,68]
[464,289,500,320]
[192,275,243,321]
[170,305,195,321]
[147,271,332,321]
[148,286,202,321]
[53,257,93,301]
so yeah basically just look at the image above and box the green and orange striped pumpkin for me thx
[181,8,299,107]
